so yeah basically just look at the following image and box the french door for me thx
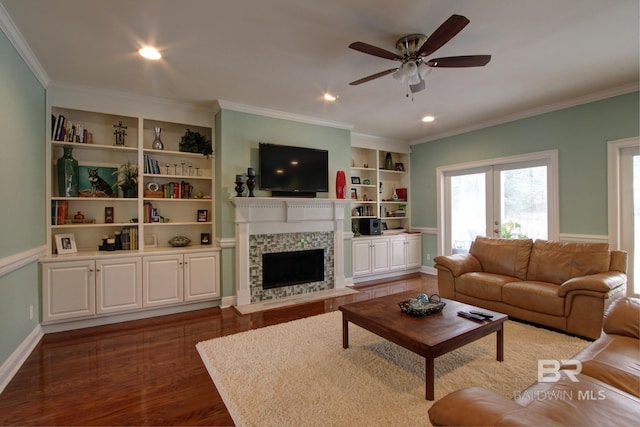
[440,151,558,255]
[610,139,639,295]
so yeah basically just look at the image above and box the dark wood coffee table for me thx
[339,291,507,400]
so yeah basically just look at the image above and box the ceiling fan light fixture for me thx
[139,46,161,60]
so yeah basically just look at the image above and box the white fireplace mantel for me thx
[232,197,351,307]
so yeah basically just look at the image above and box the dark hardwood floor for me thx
[0,274,437,426]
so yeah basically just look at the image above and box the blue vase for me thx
[57,147,79,197]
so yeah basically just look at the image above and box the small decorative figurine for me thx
[113,121,127,146]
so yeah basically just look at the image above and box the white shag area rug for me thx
[197,311,588,427]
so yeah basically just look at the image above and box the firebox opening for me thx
[262,249,325,290]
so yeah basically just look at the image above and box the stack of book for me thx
[51,114,91,143]
[51,200,69,225]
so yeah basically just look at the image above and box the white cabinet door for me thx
[184,251,220,301]
[371,239,390,273]
[353,239,373,276]
[143,255,183,307]
[406,235,422,268]
[389,237,407,270]
[96,257,142,314]
[42,260,95,322]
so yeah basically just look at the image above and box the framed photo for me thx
[394,162,405,171]
[200,233,211,245]
[351,176,361,184]
[105,206,114,223]
[78,162,118,198]
[350,188,358,200]
[55,234,77,254]
[197,209,208,222]
[144,233,157,248]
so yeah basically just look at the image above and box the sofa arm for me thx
[429,387,560,426]
[603,297,640,338]
[557,271,626,297]
[433,253,482,278]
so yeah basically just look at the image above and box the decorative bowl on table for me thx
[398,293,446,317]
[168,236,191,247]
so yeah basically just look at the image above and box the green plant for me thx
[113,161,138,191]
[501,220,528,239]
[179,129,212,156]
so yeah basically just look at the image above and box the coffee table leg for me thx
[425,356,434,400]
[497,323,504,361]
[342,315,349,349]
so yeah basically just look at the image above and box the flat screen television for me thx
[259,142,329,197]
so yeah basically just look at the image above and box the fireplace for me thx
[233,197,350,307]
[263,249,325,290]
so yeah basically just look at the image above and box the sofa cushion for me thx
[456,272,514,302]
[503,281,564,316]
[570,334,640,398]
[527,240,611,285]
[603,297,640,338]
[470,237,533,280]
[515,374,640,426]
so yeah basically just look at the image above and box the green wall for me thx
[411,91,640,264]
[215,109,351,298]
[0,29,46,366]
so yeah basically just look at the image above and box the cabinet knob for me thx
[96,268,101,272]
[89,269,94,272]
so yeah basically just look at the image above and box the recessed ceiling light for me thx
[422,115,435,123]
[139,47,161,60]
[323,93,337,101]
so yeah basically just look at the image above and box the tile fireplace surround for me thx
[233,197,351,308]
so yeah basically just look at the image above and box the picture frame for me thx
[197,209,208,222]
[144,233,157,248]
[351,176,361,184]
[55,233,77,254]
[105,206,114,223]
[200,233,211,245]
[78,162,118,198]
[350,188,358,200]
[394,162,405,172]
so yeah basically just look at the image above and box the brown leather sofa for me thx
[428,297,640,426]
[434,237,627,340]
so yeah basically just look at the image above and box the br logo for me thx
[538,359,582,382]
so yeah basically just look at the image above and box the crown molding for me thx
[215,99,353,131]
[411,83,639,145]
[0,2,49,87]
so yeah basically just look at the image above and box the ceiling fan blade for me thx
[417,14,470,57]
[426,55,491,68]
[349,41,402,61]
[349,68,398,85]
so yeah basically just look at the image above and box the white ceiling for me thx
[1,0,638,142]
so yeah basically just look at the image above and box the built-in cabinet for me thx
[42,256,142,322]
[143,250,220,308]
[42,90,220,327]
[352,234,421,279]
[350,146,410,231]
[42,249,219,324]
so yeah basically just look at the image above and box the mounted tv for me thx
[259,142,329,197]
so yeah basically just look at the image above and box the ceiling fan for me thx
[348,14,491,95]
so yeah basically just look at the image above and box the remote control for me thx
[457,311,485,322]
[470,311,494,319]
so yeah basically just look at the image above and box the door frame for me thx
[436,150,559,255]
[607,136,639,296]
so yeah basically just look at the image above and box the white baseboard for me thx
[0,324,43,394]
[421,266,437,275]
[220,295,236,308]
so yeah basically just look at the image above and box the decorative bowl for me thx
[398,294,446,317]
[168,236,191,247]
